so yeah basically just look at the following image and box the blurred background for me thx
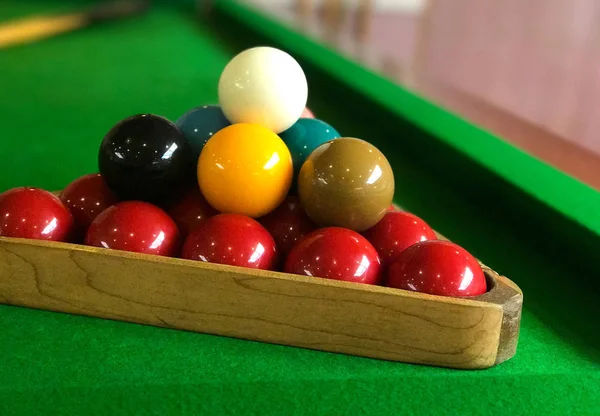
[2,0,600,188]
[246,0,600,189]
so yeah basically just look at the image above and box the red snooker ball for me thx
[259,196,316,256]
[60,173,118,234]
[387,240,487,297]
[181,213,277,270]
[85,201,180,256]
[362,211,437,268]
[284,227,381,285]
[0,187,74,242]
[167,187,217,238]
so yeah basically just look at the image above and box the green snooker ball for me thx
[279,118,341,179]
[176,105,231,159]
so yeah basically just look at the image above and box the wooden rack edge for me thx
[0,236,522,370]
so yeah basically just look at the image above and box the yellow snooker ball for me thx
[197,123,293,218]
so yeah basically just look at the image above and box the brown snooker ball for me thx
[297,137,395,232]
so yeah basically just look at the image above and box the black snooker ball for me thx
[98,114,194,203]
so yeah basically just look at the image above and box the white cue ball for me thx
[218,47,308,133]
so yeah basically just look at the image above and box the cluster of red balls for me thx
[0,172,487,298]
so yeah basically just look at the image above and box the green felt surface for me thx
[0,1,599,415]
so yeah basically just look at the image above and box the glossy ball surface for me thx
[60,174,118,234]
[363,211,437,268]
[387,240,487,297]
[0,187,74,242]
[98,114,193,203]
[181,213,277,270]
[259,196,316,256]
[197,123,293,218]
[218,47,308,133]
[279,118,340,179]
[284,227,382,285]
[176,105,231,159]
[167,187,217,238]
[85,201,180,257]
[298,138,395,232]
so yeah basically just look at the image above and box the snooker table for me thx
[0,0,599,414]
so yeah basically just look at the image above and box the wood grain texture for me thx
[428,214,523,364]
[478,268,522,365]
[0,235,521,369]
